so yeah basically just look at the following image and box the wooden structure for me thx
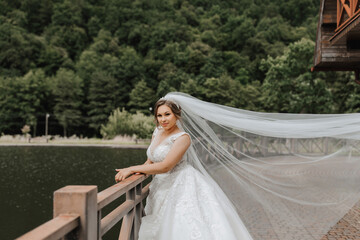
[16,174,150,240]
[312,0,360,83]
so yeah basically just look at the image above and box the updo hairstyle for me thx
[154,99,181,126]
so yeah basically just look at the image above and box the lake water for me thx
[0,146,147,240]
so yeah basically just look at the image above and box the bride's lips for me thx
[161,123,168,127]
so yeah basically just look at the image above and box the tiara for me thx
[161,96,180,109]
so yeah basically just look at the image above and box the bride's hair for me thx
[154,98,181,126]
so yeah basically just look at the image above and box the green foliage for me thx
[131,112,156,139]
[261,38,333,113]
[100,108,132,138]
[1,0,359,137]
[20,0,53,34]
[51,0,83,27]
[51,68,84,136]
[0,69,49,135]
[0,17,44,76]
[87,71,121,132]
[128,80,157,114]
[45,25,88,60]
[279,0,318,26]
[346,88,360,113]
[100,108,155,139]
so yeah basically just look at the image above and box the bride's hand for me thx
[115,167,133,182]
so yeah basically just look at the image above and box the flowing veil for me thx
[165,92,360,240]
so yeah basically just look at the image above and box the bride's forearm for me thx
[130,162,169,175]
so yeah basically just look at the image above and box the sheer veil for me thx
[165,92,360,240]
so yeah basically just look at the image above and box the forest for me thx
[0,0,359,138]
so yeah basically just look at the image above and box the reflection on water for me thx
[0,146,147,240]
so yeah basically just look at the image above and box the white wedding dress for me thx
[138,127,253,240]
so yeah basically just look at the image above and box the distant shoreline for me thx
[0,135,150,149]
[0,143,149,149]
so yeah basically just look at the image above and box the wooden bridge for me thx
[16,174,150,240]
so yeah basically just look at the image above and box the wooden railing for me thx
[16,174,151,240]
[336,0,360,30]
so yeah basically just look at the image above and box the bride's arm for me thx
[115,135,190,182]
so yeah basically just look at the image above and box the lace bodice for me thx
[146,128,190,173]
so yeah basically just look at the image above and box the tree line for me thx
[0,0,359,138]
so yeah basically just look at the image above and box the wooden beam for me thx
[340,0,352,17]
[311,66,357,71]
[330,10,360,44]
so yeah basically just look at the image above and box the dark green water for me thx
[0,146,147,240]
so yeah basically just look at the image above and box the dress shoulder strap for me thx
[152,127,160,137]
[169,132,190,143]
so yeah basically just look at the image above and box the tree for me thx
[261,38,333,113]
[45,25,88,60]
[38,45,71,76]
[0,69,49,135]
[131,111,155,140]
[100,108,134,139]
[128,80,157,114]
[51,68,84,136]
[45,0,88,60]
[0,16,44,76]
[87,71,121,133]
[20,0,53,34]
[100,108,154,140]
[201,74,241,106]
[156,63,190,97]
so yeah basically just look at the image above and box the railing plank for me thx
[99,183,151,236]
[97,174,149,209]
[16,214,79,240]
[101,200,134,236]
[142,183,150,199]
[119,209,135,240]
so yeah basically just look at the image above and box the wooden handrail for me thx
[97,174,149,209]
[16,173,151,240]
[16,214,80,240]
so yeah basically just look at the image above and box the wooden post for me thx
[261,137,268,157]
[134,183,142,240]
[97,210,102,240]
[324,137,329,155]
[119,188,136,240]
[54,186,98,240]
[290,139,298,154]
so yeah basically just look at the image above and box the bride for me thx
[115,97,253,240]
[115,92,360,240]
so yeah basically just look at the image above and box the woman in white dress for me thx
[115,98,253,240]
[115,92,360,240]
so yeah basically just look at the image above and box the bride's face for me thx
[156,105,177,130]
